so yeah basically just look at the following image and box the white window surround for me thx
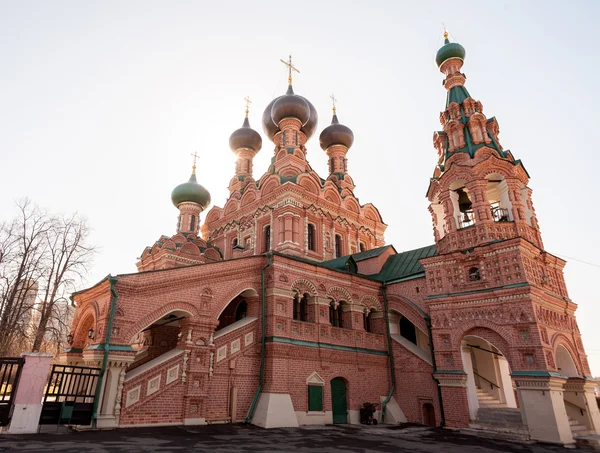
[166,364,180,385]
[306,371,325,386]
[147,375,161,396]
[126,385,141,408]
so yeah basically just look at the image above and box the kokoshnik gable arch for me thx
[61,38,598,447]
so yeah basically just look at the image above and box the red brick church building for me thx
[61,34,599,446]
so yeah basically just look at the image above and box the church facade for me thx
[61,36,599,446]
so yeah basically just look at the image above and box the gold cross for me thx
[244,96,252,117]
[280,54,300,85]
[330,93,337,114]
[443,23,448,39]
[191,152,200,174]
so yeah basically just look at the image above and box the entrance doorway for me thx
[422,403,436,427]
[331,378,347,424]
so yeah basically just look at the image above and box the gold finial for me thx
[191,152,200,174]
[330,93,337,114]
[280,54,300,85]
[443,24,449,39]
[244,96,252,118]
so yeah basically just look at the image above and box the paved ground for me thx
[0,424,577,452]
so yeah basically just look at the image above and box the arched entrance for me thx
[462,335,517,421]
[331,378,347,424]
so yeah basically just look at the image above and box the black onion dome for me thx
[271,85,310,126]
[262,85,318,141]
[229,117,262,152]
[319,113,354,150]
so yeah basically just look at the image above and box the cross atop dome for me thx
[280,54,300,85]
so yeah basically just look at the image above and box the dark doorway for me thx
[422,403,436,427]
[331,377,347,424]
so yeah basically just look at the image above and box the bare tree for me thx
[0,199,95,355]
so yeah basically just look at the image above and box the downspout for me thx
[91,275,119,429]
[426,315,445,428]
[244,253,272,423]
[380,283,396,423]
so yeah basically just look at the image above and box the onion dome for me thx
[435,34,466,68]
[229,116,262,152]
[319,113,354,150]
[171,172,211,209]
[262,85,319,141]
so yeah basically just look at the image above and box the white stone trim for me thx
[147,375,161,396]
[216,346,227,362]
[230,339,241,354]
[166,365,180,385]
[126,386,141,408]
[125,349,184,382]
[245,332,254,346]
[214,316,257,339]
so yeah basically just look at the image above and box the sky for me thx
[1,0,599,374]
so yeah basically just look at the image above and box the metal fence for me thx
[0,357,24,426]
[39,364,101,426]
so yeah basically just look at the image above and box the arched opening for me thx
[462,335,517,421]
[486,173,513,222]
[556,344,579,377]
[468,267,481,281]
[363,309,372,333]
[388,311,430,356]
[190,215,196,232]
[307,224,316,252]
[450,180,474,229]
[359,242,366,253]
[218,295,248,330]
[128,309,192,373]
[293,293,308,322]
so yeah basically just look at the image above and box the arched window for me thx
[399,316,417,345]
[329,302,343,328]
[235,300,247,321]
[264,225,271,252]
[218,296,247,330]
[293,293,308,322]
[335,234,342,258]
[232,238,238,248]
[307,224,316,251]
[359,242,366,253]
[363,310,372,333]
[190,215,196,231]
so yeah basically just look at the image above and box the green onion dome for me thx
[171,172,211,209]
[319,113,354,150]
[229,116,262,152]
[435,37,466,68]
[262,85,318,141]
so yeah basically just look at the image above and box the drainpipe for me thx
[91,275,119,429]
[244,253,272,423]
[380,283,396,423]
[425,315,446,428]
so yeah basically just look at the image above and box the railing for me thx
[0,357,24,426]
[473,371,499,390]
[491,206,511,222]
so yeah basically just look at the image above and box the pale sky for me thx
[1,0,599,374]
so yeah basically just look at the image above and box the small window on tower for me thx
[232,238,238,248]
[335,234,342,258]
[469,267,481,281]
[190,215,196,231]
[359,242,366,253]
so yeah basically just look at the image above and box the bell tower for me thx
[421,32,598,445]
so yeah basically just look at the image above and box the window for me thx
[264,225,271,252]
[400,317,417,345]
[469,267,481,281]
[335,234,342,258]
[329,302,343,328]
[307,224,316,251]
[308,385,323,411]
[235,300,247,321]
[232,238,238,248]
[359,242,366,253]
[190,215,196,231]
[293,293,308,322]
[363,310,372,333]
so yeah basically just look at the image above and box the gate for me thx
[0,357,24,426]
[39,364,101,426]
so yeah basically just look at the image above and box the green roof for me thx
[320,255,358,273]
[374,244,437,282]
[351,245,396,262]
[446,85,471,107]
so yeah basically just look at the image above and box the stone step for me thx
[576,434,600,450]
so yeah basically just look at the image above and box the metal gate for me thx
[39,364,101,426]
[0,357,24,426]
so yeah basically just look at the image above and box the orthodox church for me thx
[62,34,599,446]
